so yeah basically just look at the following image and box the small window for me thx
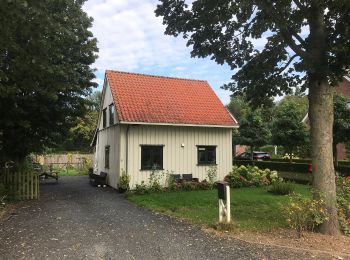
[102,108,107,128]
[141,145,163,170]
[197,146,216,165]
[109,104,115,126]
[105,145,110,169]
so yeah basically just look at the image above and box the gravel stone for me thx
[0,176,320,259]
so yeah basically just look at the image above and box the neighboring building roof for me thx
[302,75,350,124]
[105,70,238,127]
[337,76,350,100]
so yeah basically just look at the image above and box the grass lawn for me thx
[57,168,87,176]
[127,184,311,232]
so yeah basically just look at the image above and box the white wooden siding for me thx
[98,82,117,130]
[119,125,232,188]
[94,125,121,189]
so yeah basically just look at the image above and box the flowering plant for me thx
[283,191,329,237]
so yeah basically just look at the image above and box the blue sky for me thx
[83,0,235,104]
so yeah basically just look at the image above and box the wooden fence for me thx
[2,168,40,199]
[34,154,93,169]
[37,153,93,164]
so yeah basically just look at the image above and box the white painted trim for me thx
[119,121,238,128]
[226,109,239,125]
[344,75,350,82]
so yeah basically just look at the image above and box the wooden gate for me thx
[3,168,40,199]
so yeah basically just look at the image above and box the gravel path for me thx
[0,176,328,259]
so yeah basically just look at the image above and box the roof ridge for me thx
[106,69,207,82]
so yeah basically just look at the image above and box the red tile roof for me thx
[106,70,237,127]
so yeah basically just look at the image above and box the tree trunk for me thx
[333,143,338,167]
[309,80,341,235]
[289,147,293,163]
[307,2,341,235]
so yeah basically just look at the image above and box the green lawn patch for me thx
[127,184,311,232]
[57,168,87,176]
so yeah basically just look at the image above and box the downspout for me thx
[125,125,130,173]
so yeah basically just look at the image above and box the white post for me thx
[219,199,223,223]
[218,184,231,223]
[226,185,231,223]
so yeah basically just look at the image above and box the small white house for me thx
[92,70,238,189]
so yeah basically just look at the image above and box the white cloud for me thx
[92,77,104,86]
[84,0,189,71]
[83,0,233,103]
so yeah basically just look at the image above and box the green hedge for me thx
[270,158,312,164]
[269,158,350,166]
[233,160,350,177]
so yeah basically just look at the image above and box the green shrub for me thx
[166,174,178,191]
[225,165,280,188]
[182,181,196,191]
[134,181,149,195]
[233,160,350,177]
[224,172,245,188]
[336,177,350,234]
[0,184,8,209]
[283,192,329,237]
[0,183,17,201]
[149,168,165,192]
[119,170,131,190]
[206,166,217,189]
[197,180,211,190]
[268,181,295,195]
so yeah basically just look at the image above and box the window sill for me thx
[140,168,164,171]
[197,163,217,166]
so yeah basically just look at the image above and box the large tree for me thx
[156,0,350,234]
[272,101,309,162]
[64,91,102,152]
[0,0,98,163]
[235,110,271,159]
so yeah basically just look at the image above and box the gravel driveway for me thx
[0,176,327,259]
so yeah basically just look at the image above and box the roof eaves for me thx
[119,121,238,128]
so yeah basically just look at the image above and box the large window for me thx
[197,146,216,165]
[105,145,110,169]
[102,108,107,128]
[109,104,115,126]
[141,145,163,170]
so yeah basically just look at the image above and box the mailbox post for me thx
[217,181,231,223]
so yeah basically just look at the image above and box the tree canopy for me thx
[63,91,102,152]
[274,95,308,121]
[0,0,98,162]
[156,0,350,234]
[235,110,270,152]
[156,1,349,101]
[271,101,309,161]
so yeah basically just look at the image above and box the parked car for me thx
[234,151,271,161]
